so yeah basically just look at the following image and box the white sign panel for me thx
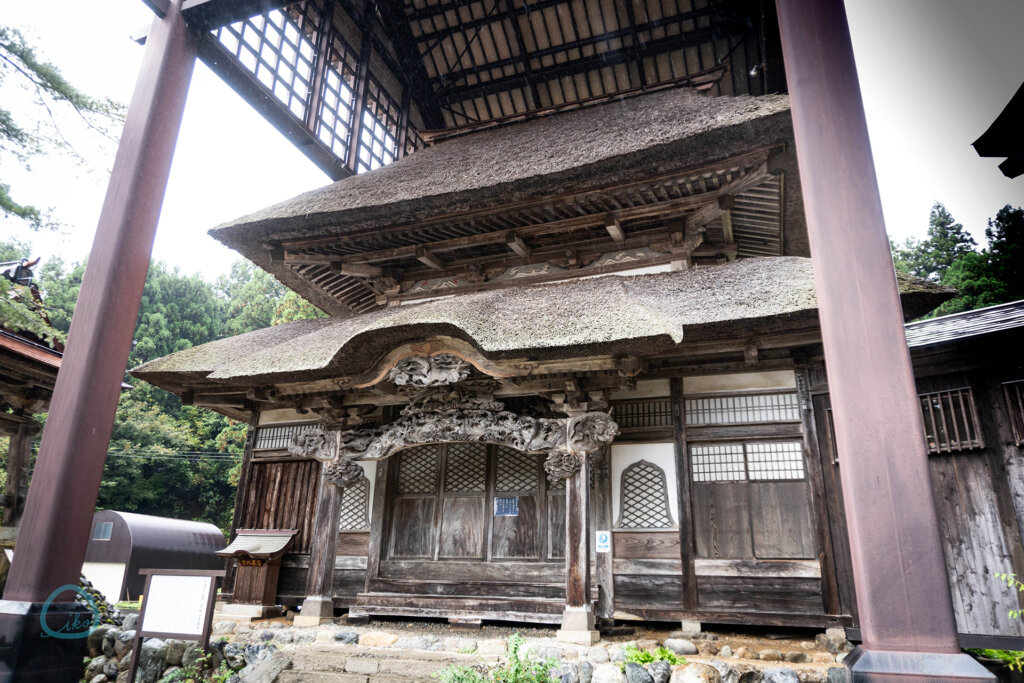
[140,575,213,636]
[595,530,611,553]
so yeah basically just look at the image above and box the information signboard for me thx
[127,569,224,683]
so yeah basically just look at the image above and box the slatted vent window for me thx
[397,446,438,494]
[613,398,673,429]
[686,392,800,425]
[444,443,488,493]
[919,387,984,453]
[691,441,805,482]
[254,423,316,451]
[495,447,539,492]
[215,5,319,121]
[617,460,674,529]
[338,474,370,531]
[1006,381,1024,447]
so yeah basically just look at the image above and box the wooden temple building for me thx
[1,0,1004,679]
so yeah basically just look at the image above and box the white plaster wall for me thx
[608,379,671,401]
[609,442,678,529]
[258,409,314,425]
[82,562,126,603]
[356,460,376,525]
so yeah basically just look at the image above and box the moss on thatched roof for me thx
[132,258,952,389]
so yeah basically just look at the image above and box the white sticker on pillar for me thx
[595,530,611,553]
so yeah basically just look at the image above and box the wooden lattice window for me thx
[919,387,984,453]
[1004,380,1024,446]
[355,75,401,173]
[396,446,438,494]
[495,447,539,492]
[315,32,359,159]
[690,441,805,483]
[685,392,800,425]
[616,460,675,529]
[253,423,316,451]
[214,4,320,121]
[612,398,673,430]
[338,474,370,531]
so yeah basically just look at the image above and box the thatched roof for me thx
[132,258,952,390]
[208,89,796,314]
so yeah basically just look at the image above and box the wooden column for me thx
[558,452,599,645]
[591,447,615,621]
[775,1,992,679]
[670,378,697,613]
[3,420,35,527]
[296,466,343,625]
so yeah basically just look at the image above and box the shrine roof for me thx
[209,88,795,316]
[132,257,951,390]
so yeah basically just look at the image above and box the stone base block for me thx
[677,620,702,636]
[845,646,995,682]
[216,603,281,621]
[293,614,335,627]
[557,629,601,645]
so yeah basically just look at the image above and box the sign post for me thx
[126,569,224,683]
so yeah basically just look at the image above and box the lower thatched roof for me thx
[131,258,952,390]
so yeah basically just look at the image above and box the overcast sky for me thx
[1,0,1022,281]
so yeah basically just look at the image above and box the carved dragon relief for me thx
[288,387,619,488]
[387,353,471,388]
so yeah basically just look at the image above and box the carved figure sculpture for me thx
[388,353,471,387]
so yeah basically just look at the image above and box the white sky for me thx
[1,0,1022,281]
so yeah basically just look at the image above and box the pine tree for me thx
[892,202,977,282]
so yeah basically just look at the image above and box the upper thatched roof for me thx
[209,89,794,312]
[132,258,952,390]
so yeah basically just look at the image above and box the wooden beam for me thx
[505,232,532,257]
[330,262,383,278]
[671,378,698,611]
[140,0,170,18]
[181,0,290,31]
[415,246,445,271]
[605,215,625,243]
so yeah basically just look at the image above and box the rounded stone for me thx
[760,669,799,683]
[121,614,139,631]
[587,647,610,663]
[579,659,594,683]
[114,630,136,657]
[159,666,181,682]
[102,629,119,658]
[138,638,168,683]
[213,620,237,635]
[89,675,107,683]
[649,659,672,683]
[706,661,738,683]
[181,641,203,670]
[334,631,360,644]
[164,639,187,666]
[84,655,109,680]
[826,668,846,683]
[104,656,120,679]
[88,625,115,658]
[758,649,783,662]
[718,646,733,659]
[697,641,719,656]
[663,639,698,656]
[625,662,654,683]
[784,652,810,664]
[734,647,758,660]
[554,661,580,683]
[274,629,294,643]
[359,631,399,648]
[812,653,835,664]
[223,642,246,670]
[592,663,626,683]
[669,663,722,683]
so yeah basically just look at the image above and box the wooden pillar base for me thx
[557,606,599,645]
[295,596,335,626]
[844,647,994,682]
[0,600,90,679]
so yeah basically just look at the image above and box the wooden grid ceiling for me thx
[281,147,786,313]
[180,0,781,179]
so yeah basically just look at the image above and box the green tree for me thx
[218,260,285,335]
[273,289,326,325]
[986,204,1024,303]
[893,203,978,281]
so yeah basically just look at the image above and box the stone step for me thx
[279,644,495,683]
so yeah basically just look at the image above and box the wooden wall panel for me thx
[549,495,566,559]
[491,495,541,559]
[390,498,436,558]
[439,497,486,559]
[332,569,366,601]
[614,575,684,610]
[238,459,320,553]
[750,482,817,559]
[697,576,823,614]
[692,483,753,559]
[337,532,369,556]
[613,531,681,560]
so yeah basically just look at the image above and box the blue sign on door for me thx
[494,497,519,516]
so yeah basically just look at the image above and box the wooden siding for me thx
[237,459,320,553]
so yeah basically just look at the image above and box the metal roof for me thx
[905,300,1024,348]
[217,529,297,558]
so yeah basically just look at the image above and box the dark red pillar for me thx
[0,1,195,678]
[774,0,991,680]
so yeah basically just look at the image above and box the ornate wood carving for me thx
[289,387,618,487]
[387,354,470,388]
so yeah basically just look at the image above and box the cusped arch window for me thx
[616,459,675,529]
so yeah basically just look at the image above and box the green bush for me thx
[618,645,685,671]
